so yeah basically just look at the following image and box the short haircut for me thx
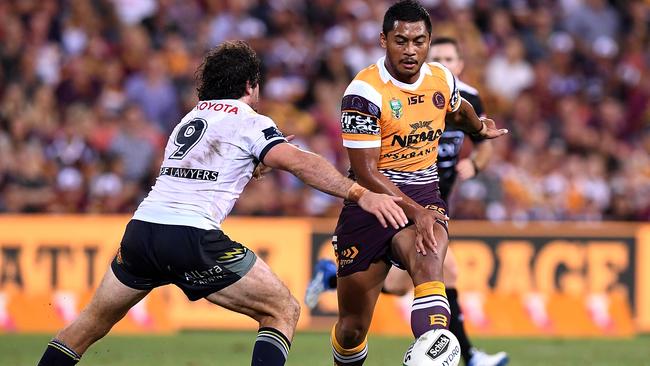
[382,0,432,36]
[196,40,261,101]
[431,36,461,56]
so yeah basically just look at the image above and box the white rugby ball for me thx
[402,329,461,366]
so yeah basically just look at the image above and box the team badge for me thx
[262,126,284,140]
[433,92,446,109]
[390,97,403,119]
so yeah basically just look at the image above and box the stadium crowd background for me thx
[0,0,648,222]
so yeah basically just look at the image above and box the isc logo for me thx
[408,94,425,105]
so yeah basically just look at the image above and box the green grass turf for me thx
[2,332,648,366]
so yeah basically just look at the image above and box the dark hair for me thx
[382,0,432,36]
[196,40,261,101]
[431,36,461,56]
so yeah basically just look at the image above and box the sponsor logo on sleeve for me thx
[262,126,284,140]
[340,112,380,135]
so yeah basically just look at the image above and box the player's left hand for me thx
[253,163,272,180]
[357,192,407,229]
[456,158,476,181]
[253,135,295,179]
[476,117,508,139]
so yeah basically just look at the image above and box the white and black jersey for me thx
[133,99,286,230]
[437,80,486,201]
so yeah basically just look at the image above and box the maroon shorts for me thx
[333,182,447,277]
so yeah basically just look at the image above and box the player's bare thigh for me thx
[204,257,300,340]
[390,224,449,286]
[385,237,458,294]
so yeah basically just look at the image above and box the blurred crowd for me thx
[0,0,649,221]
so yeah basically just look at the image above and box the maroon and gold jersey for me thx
[340,57,460,185]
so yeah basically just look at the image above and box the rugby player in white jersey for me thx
[37,40,407,366]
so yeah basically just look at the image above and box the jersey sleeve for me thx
[241,115,287,162]
[429,62,461,113]
[340,79,382,149]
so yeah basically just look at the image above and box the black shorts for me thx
[333,182,448,277]
[111,219,257,301]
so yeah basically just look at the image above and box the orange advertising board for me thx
[0,216,648,336]
[309,220,650,336]
[0,215,171,333]
[0,216,311,334]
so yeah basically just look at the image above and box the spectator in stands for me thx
[0,0,647,221]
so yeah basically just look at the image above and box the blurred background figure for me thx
[0,0,647,221]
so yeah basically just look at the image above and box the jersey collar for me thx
[376,56,431,91]
[226,99,255,113]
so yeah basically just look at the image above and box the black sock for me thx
[252,327,291,366]
[328,274,338,289]
[38,339,81,366]
[447,288,473,363]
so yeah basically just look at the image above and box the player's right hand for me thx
[477,118,508,139]
[357,192,407,230]
[412,208,448,256]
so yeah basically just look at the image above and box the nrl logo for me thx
[390,97,403,119]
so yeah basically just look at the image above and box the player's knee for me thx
[264,288,300,327]
[337,317,367,346]
[286,294,301,326]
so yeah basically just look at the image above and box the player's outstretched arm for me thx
[262,142,408,229]
[446,98,508,139]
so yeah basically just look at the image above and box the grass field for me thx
[2,331,649,366]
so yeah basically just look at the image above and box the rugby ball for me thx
[402,329,461,366]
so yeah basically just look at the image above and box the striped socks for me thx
[252,327,291,366]
[38,339,81,366]
[331,325,368,365]
[410,281,451,337]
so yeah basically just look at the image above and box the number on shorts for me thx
[169,118,207,159]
